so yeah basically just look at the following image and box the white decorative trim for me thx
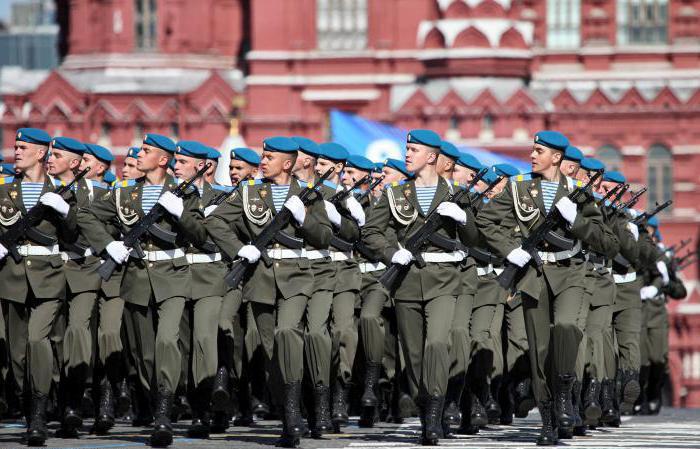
[301,89,381,102]
[417,18,533,48]
[416,48,532,60]
[674,182,697,192]
[61,53,237,70]
[245,74,415,86]
[672,145,700,155]
[620,145,645,156]
[437,0,512,12]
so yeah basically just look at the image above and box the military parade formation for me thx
[0,126,692,447]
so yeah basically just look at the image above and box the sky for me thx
[0,0,23,23]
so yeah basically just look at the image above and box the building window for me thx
[317,0,367,51]
[617,0,668,45]
[546,0,581,48]
[98,122,112,146]
[135,0,157,50]
[169,122,179,140]
[647,144,672,211]
[597,145,623,172]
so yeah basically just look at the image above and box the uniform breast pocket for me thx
[0,201,21,227]
[49,255,64,269]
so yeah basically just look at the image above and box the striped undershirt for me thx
[271,185,290,212]
[21,182,43,209]
[415,185,437,214]
[541,180,558,213]
[141,185,163,214]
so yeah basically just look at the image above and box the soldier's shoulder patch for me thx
[211,184,234,192]
[246,178,265,188]
[384,179,407,189]
[115,179,137,189]
[514,173,532,182]
[322,179,338,190]
[90,180,110,190]
[0,176,15,185]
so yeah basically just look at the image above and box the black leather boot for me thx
[485,380,502,424]
[583,377,602,426]
[331,379,349,431]
[150,386,175,447]
[441,375,463,436]
[187,390,211,439]
[116,378,132,416]
[60,381,84,438]
[457,391,479,435]
[600,378,619,426]
[279,381,303,448]
[94,379,116,435]
[26,392,49,446]
[647,363,665,415]
[211,366,230,412]
[513,377,535,418]
[311,384,332,436]
[233,378,254,426]
[554,373,575,434]
[211,411,230,433]
[470,392,488,427]
[620,369,640,416]
[420,395,443,446]
[536,401,558,446]
[572,378,586,436]
[359,362,381,428]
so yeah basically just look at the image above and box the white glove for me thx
[640,285,659,300]
[656,260,670,285]
[204,205,217,217]
[0,243,8,261]
[507,247,532,267]
[436,202,467,225]
[237,245,261,263]
[345,196,366,227]
[284,195,306,225]
[628,209,639,219]
[627,222,639,241]
[106,241,130,264]
[157,191,184,219]
[39,192,70,218]
[555,197,577,225]
[324,201,342,228]
[391,248,414,266]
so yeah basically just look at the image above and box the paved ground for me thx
[1,408,699,449]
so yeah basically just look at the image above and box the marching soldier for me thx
[362,129,479,445]
[78,133,204,447]
[122,147,145,180]
[0,130,79,446]
[205,137,332,447]
[476,131,614,445]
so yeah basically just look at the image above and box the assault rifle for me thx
[223,167,334,288]
[97,163,211,281]
[471,175,504,212]
[613,187,647,216]
[496,171,602,290]
[0,167,89,263]
[328,174,370,206]
[378,168,488,290]
[668,238,692,255]
[632,200,673,226]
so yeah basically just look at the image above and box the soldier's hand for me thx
[323,201,342,227]
[238,245,261,263]
[345,196,365,227]
[39,192,70,218]
[106,241,130,264]
[626,222,639,241]
[656,260,670,285]
[555,197,577,224]
[506,247,532,267]
[284,195,306,225]
[436,202,467,225]
[157,191,184,219]
[0,243,8,261]
[391,248,413,265]
[640,285,659,300]
[204,205,217,217]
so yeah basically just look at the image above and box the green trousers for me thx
[503,297,530,381]
[189,296,223,388]
[640,299,669,366]
[609,278,643,372]
[331,291,359,385]
[63,291,97,383]
[218,289,244,379]
[97,296,125,383]
[358,272,389,365]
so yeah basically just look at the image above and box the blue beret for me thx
[456,153,483,171]
[407,129,441,149]
[84,143,114,163]
[1,163,14,175]
[168,158,176,171]
[580,157,605,173]
[175,140,211,159]
[16,128,51,146]
[263,136,299,153]
[534,130,569,152]
[346,154,374,172]
[52,136,86,155]
[439,141,461,160]
[291,137,321,158]
[126,146,141,159]
[144,133,176,153]
[653,229,662,241]
[103,170,117,184]
[373,162,384,173]
[493,163,520,178]
[207,147,221,161]
[603,170,626,184]
[647,216,659,228]
[482,170,499,184]
[564,145,584,162]
[318,143,348,163]
[231,147,261,166]
[384,158,412,178]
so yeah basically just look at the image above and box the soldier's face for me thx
[453,165,476,185]
[293,153,314,173]
[405,143,436,173]
[380,167,405,188]
[230,159,257,185]
[560,160,580,178]
[530,144,560,174]
[314,158,339,179]
[14,140,47,171]
[436,154,455,178]
[47,148,80,176]
[341,167,368,188]
[137,144,170,172]
[260,151,294,179]
[80,153,107,179]
[174,155,204,180]
[599,180,617,196]
[121,157,144,180]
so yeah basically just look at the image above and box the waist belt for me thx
[266,248,306,259]
[132,248,186,261]
[420,251,465,263]
[613,271,637,284]
[359,261,386,273]
[593,262,610,273]
[330,251,353,262]
[305,249,330,260]
[538,241,581,264]
[62,248,95,261]
[476,264,504,277]
[18,244,60,257]
[187,253,222,264]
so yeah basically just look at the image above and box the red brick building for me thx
[1,0,700,404]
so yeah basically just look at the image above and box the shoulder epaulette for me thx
[90,179,110,190]
[247,178,265,187]
[514,173,532,182]
[211,184,234,192]
[115,179,137,188]
[322,179,338,190]
[0,176,15,185]
[384,179,408,189]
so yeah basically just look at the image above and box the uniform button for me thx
[148,262,153,268]
[275,262,279,268]
[26,260,31,266]
[275,243,280,248]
